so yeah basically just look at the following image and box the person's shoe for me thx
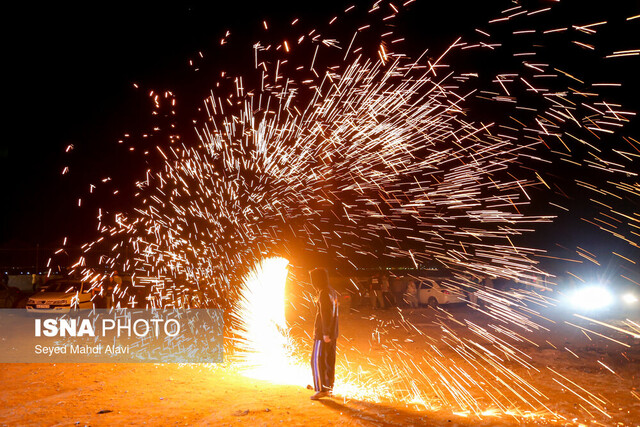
[310,391,330,400]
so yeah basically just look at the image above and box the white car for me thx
[26,280,94,313]
[418,278,462,308]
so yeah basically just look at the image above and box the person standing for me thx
[105,276,115,309]
[391,275,404,307]
[31,274,42,292]
[380,273,391,308]
[404,280,418,308]
[309,268,339,400]
[370,275,383,309]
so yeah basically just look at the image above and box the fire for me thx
[229,257,308,385]
[228,257,404,403]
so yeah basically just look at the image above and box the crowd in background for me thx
[344,272,419,310]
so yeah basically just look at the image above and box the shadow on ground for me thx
[319,397,470,426]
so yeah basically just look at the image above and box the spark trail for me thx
[57,0,639,423]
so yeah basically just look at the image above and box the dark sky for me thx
[0,0,493,248]
[2,0,639,272]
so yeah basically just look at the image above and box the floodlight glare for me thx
[572,286,613,311]
[622,293,638,304]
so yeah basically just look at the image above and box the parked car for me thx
[418,278,462,308]
[25,279,94,313]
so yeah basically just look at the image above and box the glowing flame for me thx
[230,257,308,384]
[229,257,400,401]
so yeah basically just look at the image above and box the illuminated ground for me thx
[325,305,640,425]
[0,363,470,426]
[1,306,639,426]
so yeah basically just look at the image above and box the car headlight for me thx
[623,293,638,304]
[571,286,613,310]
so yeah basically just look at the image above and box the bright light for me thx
[571,286,613,311]
[622,293,638,304]
[229,257,309,385]
[228,257,395,401]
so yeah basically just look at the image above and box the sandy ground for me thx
[0,363,479,427]
[1,304,639,426]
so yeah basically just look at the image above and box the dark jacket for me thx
[314,287,339,340]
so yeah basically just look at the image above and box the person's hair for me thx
[309,268,329,289]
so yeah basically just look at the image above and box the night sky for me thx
[2,0,639,273]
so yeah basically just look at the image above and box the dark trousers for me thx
[311,339,336,392]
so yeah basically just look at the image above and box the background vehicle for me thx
[418,278,462,308]
[26,279,94,312]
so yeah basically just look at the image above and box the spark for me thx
[58,1,640,423]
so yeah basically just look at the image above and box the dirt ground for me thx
[0,363,482,427]
[1,304,639,426]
